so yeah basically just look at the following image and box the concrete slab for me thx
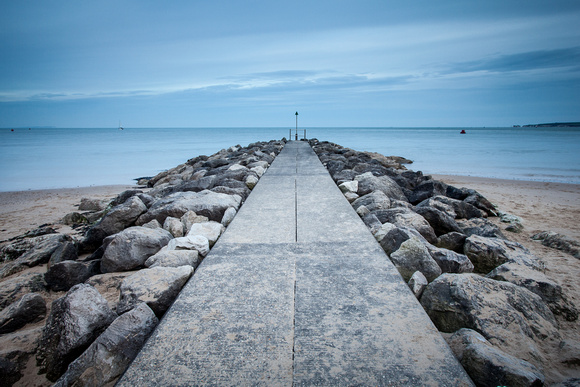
[118,141,473,386]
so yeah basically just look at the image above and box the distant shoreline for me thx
[520,122,580,127]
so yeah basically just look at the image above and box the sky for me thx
[1,0,579,128]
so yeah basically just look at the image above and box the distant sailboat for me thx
[119,121,124,131]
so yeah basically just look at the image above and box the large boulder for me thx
[417,195,486,219]
[181,210,209,234]
[166,235,210,257]
[458,218,505,239]
[53,303,158,387]
[144,250,201,269]
[532,231,580,259]
[117,266,194,316]
[407,180,448,205]
[0,234,72,279]
[351,190,391,212]
[37,284,117,381]
[354,172,408,201]
[100,227,173,273]
[436,232,467,253]
[187,221,225,247]
[415,206,463,236]
[446,328,544,387]
[163,216,184,238]
[463,235,540,274]
[81,196,147,252]
[45,260,100,291]
[421,274,559,365]
[379,225,427,255]
[373,208,437,243]
[427,246,474,274]
[0,272,46,310]
[389,238,442,282]
[85,272,134,312]
[0,293,46,334]
[47,241,78,268]
[488,262,578,321]
[136,190,242,225]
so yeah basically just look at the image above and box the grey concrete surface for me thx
[118,141,473,386]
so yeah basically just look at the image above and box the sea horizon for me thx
[1,126,579,191]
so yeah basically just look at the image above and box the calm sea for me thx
[0,127,579,191]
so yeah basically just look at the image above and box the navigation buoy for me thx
[460,129,466,134]
[11,129,14,132]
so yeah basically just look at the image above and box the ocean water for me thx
[0,127,578,191]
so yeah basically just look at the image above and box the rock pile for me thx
[0,140,284,386]
[310,139,579,386]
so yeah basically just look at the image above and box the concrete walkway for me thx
[118,141,473,386]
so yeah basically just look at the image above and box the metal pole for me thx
[295,112,298,140]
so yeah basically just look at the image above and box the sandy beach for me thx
[0,185,139,243]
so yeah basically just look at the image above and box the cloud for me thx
[450,47,580,74]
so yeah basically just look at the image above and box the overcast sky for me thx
[1,0,579,128]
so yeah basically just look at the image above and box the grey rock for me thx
[552,378,580,387]
[117,266,193,316]
[351,190,391,212]
[181,210,210,234]
[356,205,370,217]
[142,219,162,229]
[37,284,116,381]
[0,272,46,310]
[53,303,158,387]
[0,293,46,334]
[447,328,544,387]
[488,261,578,321]
[373,207,437,243]
[532,231,580,259]
[344,191,359,203]
[372,222,398,243]
[81,196,147,252]
[407,180,448,205]
[421,273,559,364]
[79,198,108,211]
[48,241,78,268]
[136,190,241,225]
[245,174,259,189]
[379,225,427,255]
[110,190,144,207]
[145,249,201,269]
[101,226,173,273]
[137,193,156,208]
[464,235,541,274]
[389,237,442,282]
[187,221,225,247]
[221,207,237,226]
[417,195,486,219]
[427,245,474,274]
[457,218,506,239]
[408,271,428,299]
[0,234,72,279]
[338,180,358,194]
[355,172,408,201]
[166,235,210,257]
[415,206,463,236]
[163,216,184,238]
[464,192,498,217]
[436,232,467,253]
[45,260,100,291]
[362,213,382,234]
[61,212,88,226]
[558,340,580,367]
[85,272,134,312]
